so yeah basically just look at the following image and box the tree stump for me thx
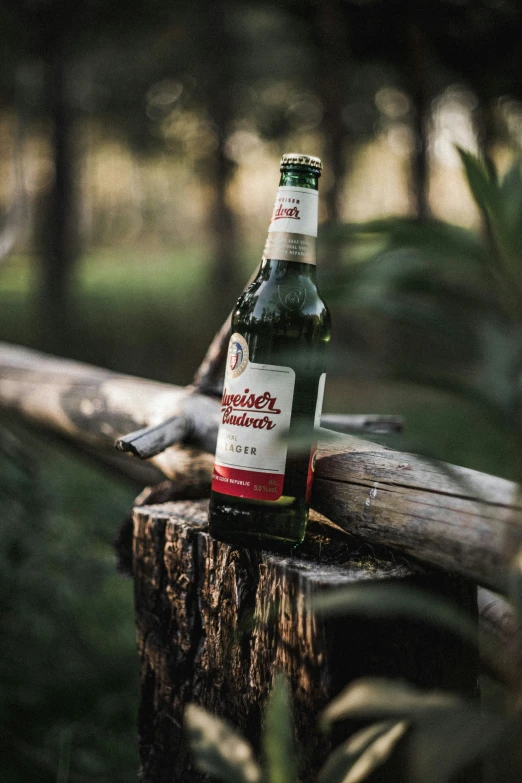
[133,500,478,783]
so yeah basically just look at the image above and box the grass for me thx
[0,420,139,783]
[0,247,237,383]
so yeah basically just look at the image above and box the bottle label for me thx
[212,333,295,502]
[263,186,318,265]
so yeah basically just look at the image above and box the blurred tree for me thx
[343,0,522,215]
[316,0,351,226]
[420,0,522,169]
[0,0,171,350]
[192,0,242,300]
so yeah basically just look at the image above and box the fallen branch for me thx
[0,342,218,487]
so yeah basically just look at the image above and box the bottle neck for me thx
[279,165,320,190]
[262,164,320,268]
[259,257,317,282]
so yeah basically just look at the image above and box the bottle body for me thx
[208,155,331,548]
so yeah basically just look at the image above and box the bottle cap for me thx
[280,153,322,171]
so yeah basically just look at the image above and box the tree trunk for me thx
[202,0,241,303]
[317,0,348,228]
[408,24,431,220]
[37,39,79,351]
[133,499,478,783]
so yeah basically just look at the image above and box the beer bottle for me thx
[208,153,331,548]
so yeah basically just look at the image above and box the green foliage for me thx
[320,679,458,727]
[317,721,407,783]
[325,153,522,482]
[320,676,508,783]
[184,704,262,783]
[262,675,297,783]
[185,677,296,783]
[312,584,480,658]
[457,148,522,304]
[0,421,139,782]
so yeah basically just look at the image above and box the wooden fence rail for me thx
[0,340,520,594]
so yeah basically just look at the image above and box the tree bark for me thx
[133,500,478,783]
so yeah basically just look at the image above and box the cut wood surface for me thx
[133,500,478,783]
[1,341,521,592]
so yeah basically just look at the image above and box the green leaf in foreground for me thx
[318,721,407,783]
[312,585,508,683]
[509,548,522,658]
[263,674,297,783]
[457,148,498,220]
[321,678,460,727]
[409,707,508,783]
[312,585,477,647]
[185,704,262,783]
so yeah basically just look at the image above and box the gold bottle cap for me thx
[280,153,322,171]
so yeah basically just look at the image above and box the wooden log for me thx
[0,341,219,488]
[133,500,478,783]
[312,436,522,593]
[321,413,403,435]
[1,342,521,592]
[117,414,404,460]
[478,587,520,678]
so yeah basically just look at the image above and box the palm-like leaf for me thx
[317,721,407,783]
[323,154,522,459]
[184,704,262,783]
[312,584,477,648]
[458,148,522,310]
[408,707,508,783]
[321,678,460,727]
[262,675,297,783]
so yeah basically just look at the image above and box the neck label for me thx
[263,185,318,265]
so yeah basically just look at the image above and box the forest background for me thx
[1,1,522,781]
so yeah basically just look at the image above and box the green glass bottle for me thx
[208,153,331,548]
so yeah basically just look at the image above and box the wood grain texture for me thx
[1,342,521,591]
[133,500,478,783]
[0,341,219,487]
[313,437,522,593]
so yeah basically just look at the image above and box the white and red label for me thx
[263,186,318,265]
[212,333,295,501]
[268,186,318,236]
